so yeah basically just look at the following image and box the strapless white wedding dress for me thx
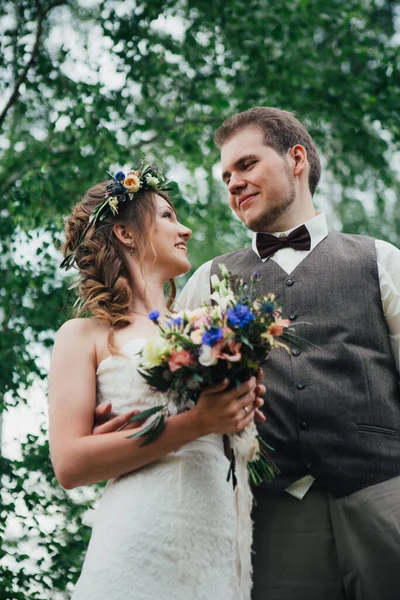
[71,338,239,600]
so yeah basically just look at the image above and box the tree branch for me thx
[0,0,68,131]
[0,144,71,195]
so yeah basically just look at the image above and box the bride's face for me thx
[142,194,192,279]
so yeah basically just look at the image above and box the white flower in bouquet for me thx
[210,289,235,311]
[210,276,237,311]
[190,329,203,344]
[210,273,221,291]
[198,344,219,367]
[141,336,170,369]
[219,263,229,277]
[186,306,209,323]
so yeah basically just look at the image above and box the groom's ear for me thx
[113,223,136,249]
[288,144,308,178]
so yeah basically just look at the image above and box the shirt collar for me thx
[251,212,328,259]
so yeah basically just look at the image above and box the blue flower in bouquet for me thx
[261,301,275,314]
[166,316,183,328]
[227,304,255,327]
[148,310,160,322]
[202,327,224,347]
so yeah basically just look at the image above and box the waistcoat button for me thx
[292,348,301,356]
[296,381,305,389]
[286,279,294,286]
[289,312,297,320]
[300,421,309,430]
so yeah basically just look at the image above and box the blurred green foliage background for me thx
[1,0,399,596]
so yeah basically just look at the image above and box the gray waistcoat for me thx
[211,232,400,497]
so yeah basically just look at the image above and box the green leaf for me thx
[127,405,165,423]
[140,414,166,446]
[127,414,161,440]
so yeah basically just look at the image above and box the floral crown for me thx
[61,155,174,270]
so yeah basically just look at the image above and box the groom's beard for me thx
[248,173,296,233]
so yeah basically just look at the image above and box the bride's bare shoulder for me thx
[57,316,103,336]
[54,317,108,350]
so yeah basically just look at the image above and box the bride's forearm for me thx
[52,409,204,490]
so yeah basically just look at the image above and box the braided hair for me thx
[62,183,176,352]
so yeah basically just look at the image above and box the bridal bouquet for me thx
[130,265,303,486]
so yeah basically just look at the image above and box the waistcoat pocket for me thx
[356,423,399,437]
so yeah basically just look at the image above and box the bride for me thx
[48,161,264,600]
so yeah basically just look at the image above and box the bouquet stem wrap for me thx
[230,421,259,600]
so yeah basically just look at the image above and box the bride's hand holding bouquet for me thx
[189,375,259,435]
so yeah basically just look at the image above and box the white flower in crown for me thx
[108,197,119,215]
[145,174,159,188]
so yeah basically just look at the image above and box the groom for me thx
[178,107,400,600]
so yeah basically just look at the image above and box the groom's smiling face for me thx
[220,126,296,232]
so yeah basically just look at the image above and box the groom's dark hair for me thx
[214,107,321,196]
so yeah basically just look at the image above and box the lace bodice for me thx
[72,338,244,600]
[96,338,170,414]
[96,337,223,452]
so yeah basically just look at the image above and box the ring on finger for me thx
[243,406,249,416]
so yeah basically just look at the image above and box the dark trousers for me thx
[251,476,400,600]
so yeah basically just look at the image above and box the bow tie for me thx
[256,224,311,259]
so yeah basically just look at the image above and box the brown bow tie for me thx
[256,225,311,259]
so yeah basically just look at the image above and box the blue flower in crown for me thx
[113,183,126,195]
[115,171,125,182]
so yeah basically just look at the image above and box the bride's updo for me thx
[62,183,176,351]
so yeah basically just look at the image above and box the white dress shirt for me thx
[178,213,400,498]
